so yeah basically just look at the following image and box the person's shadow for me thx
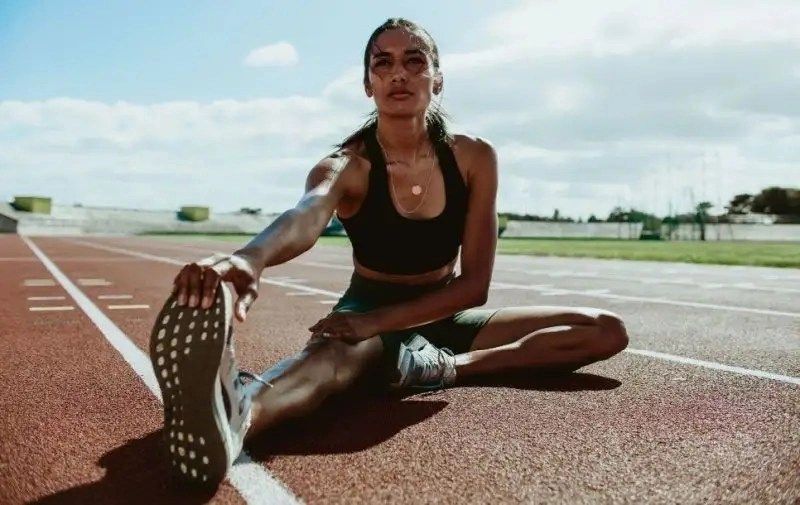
[32,371,619,503]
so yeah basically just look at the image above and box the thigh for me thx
[467,305,609,351]
[418,307,501,355]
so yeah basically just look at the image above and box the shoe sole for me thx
[148,284,233,487]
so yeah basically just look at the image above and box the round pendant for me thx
[411,185,422,195]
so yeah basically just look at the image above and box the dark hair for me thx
[334,18,453,150]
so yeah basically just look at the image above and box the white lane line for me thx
[29,306,74,312]
[28,296,66,301]
[108,304,151,310]
[68,238,799,389]
[490,280,800,319]
[0,257,36,262]
[78,278,113,286]
[80,239,800,319]
[24,279,56,286]
[625,348,800,386]
[495,266,800,295]
[98,294,134,300]
[287,292,320,296]
[318,300,338,305]
[112,237,800,291]
[24,237,301,505]
[66,238,346,299]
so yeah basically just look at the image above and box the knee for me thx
[304,339,359,392]
[592,310,629,359]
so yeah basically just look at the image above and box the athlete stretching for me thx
[148,18,629,487]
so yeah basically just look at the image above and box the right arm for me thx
[172,150,358,321]
[234,150,356,269]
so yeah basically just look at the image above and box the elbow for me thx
[471,289,488,307]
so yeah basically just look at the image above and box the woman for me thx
[149,18,629,487]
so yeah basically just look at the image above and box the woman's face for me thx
[365,28,441,118]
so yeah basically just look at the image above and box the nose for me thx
[388,62,409,82]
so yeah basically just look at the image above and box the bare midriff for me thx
[353,254,457,285]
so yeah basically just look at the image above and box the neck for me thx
[375,113,429,155]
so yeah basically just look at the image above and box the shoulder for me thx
[305,140,370,195]
[449,133,498,185]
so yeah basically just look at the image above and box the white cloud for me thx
[3,1,800,219]
[243,42,299,67]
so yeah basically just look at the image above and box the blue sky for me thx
[0,0,491,102]
[2,1,799,219]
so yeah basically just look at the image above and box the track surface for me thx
[1,235,798,504]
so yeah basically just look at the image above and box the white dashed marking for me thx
[29,306,75,312]
[98,294,134,300]
[24,279,56,286]
[107,304,150,310]
[27,296,66,301]
[77,278,113,286]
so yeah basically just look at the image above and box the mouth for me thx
[388,91,413,100]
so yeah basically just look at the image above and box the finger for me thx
[200,268,221,309]
[175,268,190,305]
[234,289,258,322]
[186,264,202,307]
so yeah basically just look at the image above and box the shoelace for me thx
[415,345,455,388]
[237,370,274,389]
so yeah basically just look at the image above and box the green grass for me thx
[143,233,800,268]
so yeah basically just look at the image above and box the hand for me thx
[308,312,378,343]
[172,251,262,322]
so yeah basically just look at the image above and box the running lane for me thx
[0,235,245,504]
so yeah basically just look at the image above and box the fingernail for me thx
[189,295,198,307]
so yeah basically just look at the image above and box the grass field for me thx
[144,233,800,268]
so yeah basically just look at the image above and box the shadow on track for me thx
[247,370,620,460]
[31,372,619,503]
[30,431,217,505]
[455,370,622,392]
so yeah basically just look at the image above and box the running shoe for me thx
[391,334,457,390]
[148,282,271,487]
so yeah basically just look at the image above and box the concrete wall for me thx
[3,202,799,241]
[0,203,282,235]
[664,223,800,242]
[503,221,644,239]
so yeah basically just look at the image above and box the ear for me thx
[365,83,373,97]
[433,73,444,94]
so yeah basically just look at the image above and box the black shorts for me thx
[330,270,500,373]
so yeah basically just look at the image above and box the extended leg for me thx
[244,335,383,442]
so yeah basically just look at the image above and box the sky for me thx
[1,0,799,220]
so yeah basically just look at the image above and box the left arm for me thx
[310,138,499,340]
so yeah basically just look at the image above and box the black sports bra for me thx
[337,124,468,275]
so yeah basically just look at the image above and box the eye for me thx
[373,59,389,67]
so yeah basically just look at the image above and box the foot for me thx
[391,334,457,390]
[148,282,271,486]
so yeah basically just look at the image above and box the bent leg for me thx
[245,335,383,442]
[453,306,629,380]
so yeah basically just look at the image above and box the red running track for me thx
[0,235,798,504]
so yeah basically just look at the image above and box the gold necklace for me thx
[376,130,435,215]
